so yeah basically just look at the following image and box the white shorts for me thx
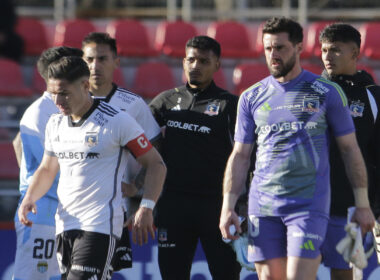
[13,222,60,280]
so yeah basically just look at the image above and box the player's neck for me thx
[90,83,114,97]
[71,95,94,122]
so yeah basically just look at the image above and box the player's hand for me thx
[18,198,36,227]
[131,207,155,246]
[351,207,375,235]
[219,208,241,240]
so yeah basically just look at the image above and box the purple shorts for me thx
[321,216,351,269]
[247,212,328,262]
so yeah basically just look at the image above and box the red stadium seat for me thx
[303,21,333,58]
[0,59,33,97]
[15,17,49,56]
[360,22,380,60]
[233,63,269,95]
[0,142,19,179]
[106,19,158,57]
[133,62,175,100]
[154,21,197,57]
[113,68,127,88]
[302,63,323,75]
[181,68,227,90]
[54,19,96,48]
[207,21,258,58]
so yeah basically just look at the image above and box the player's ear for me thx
[82,78,90,92]
[352,48,359,59]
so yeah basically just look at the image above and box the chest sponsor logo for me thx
[55,151,99,160]
[302,97,320,113]
[204,102,220,116]
[85,132,98,147]
[166,120,211,134]
[258,121,317,134]
[311,80,329,95]
[350,100,364,117]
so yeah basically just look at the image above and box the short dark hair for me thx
[262,17,303,45]
[82,32,117,55]
[319,23,361,48]
[186,36,221,58]
[48,56,90,82]
[37,47,83,81]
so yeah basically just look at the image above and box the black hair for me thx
[37,47,83,81]
[262,17,303,44]
[186,35,221,58]
[319,23,361,48]
[82,32,117,55]
[48,56,90,82]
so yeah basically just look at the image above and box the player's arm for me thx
[18,153,59,227]
[12,131,22,167]
[220,142,254,240]
[132,145,166,246]
[336,132,375,233]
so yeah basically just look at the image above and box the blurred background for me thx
[1,1,380,279]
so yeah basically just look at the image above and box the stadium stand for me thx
[359,22,380,60]
[154,20,198,58]
[303,21,334,58]
[15,17,49,56]
[132,61,175,100]
[207,20,258,58]
[53,19,96,48]
[0,58,33,97]
[0,142,19,180]
[106,19,158,57]
[233,62,269,95]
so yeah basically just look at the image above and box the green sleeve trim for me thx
[317,78,348,106]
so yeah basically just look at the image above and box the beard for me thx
[268,52,297,78]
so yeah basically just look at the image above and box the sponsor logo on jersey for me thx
[300,240,315,251]
[311,80,329,95]
[302,97,320,113]
[53,135,60,142]
[166,120,211,134]
[55,152,100,160]
[37,261,48,273]
[350,100,364,117]
[204,102,220,116]
[258,121,317,134]
[71,264,100,274]
[85,132,98,147]
[258,102,272,112]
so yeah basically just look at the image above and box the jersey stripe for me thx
[99,101,118,114]
[109,147,123,237]
[98,103,118,117]
[366,88,378,122]
[117,87,141,98]
[317,78,348,106]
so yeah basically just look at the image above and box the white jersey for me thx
[45,100,152,238]
[93,84,161,182]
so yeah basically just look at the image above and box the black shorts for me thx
[56,230,116,280]
[111,225,132,271]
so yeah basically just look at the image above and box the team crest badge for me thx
[302,97,320,113]
[204,102,220,116]
[158,229,168,242]
[85,132,98,147]
[350,101,364,117]
[37,261,48,273]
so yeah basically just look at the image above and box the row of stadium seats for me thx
[1,57,378,100]
[15,17,380,59]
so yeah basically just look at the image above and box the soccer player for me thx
[319,23,380,280]
[219,17,375,280]
[149,36,241,279]
[81,32,161,271]
[18,56,166,279]
[13,46,83,280]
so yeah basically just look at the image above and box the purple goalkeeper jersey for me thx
[235,70,355,216]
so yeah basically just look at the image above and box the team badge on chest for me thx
[204,102,220,116]
[302,97,320,113]
[85,132,98,147]
[349,100,364,117]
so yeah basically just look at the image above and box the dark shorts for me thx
[111,225,132,271]
[56,230,116,280]
[247,212,328,262]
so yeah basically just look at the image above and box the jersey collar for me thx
[68,99,100,127]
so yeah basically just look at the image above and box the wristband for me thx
[139,198,155,210]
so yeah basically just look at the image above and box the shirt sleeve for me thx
[325,85,355,137]
[234,91,256,144]
[44,116,56,156]
[134,97,161,141]
[149,92,166,127]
